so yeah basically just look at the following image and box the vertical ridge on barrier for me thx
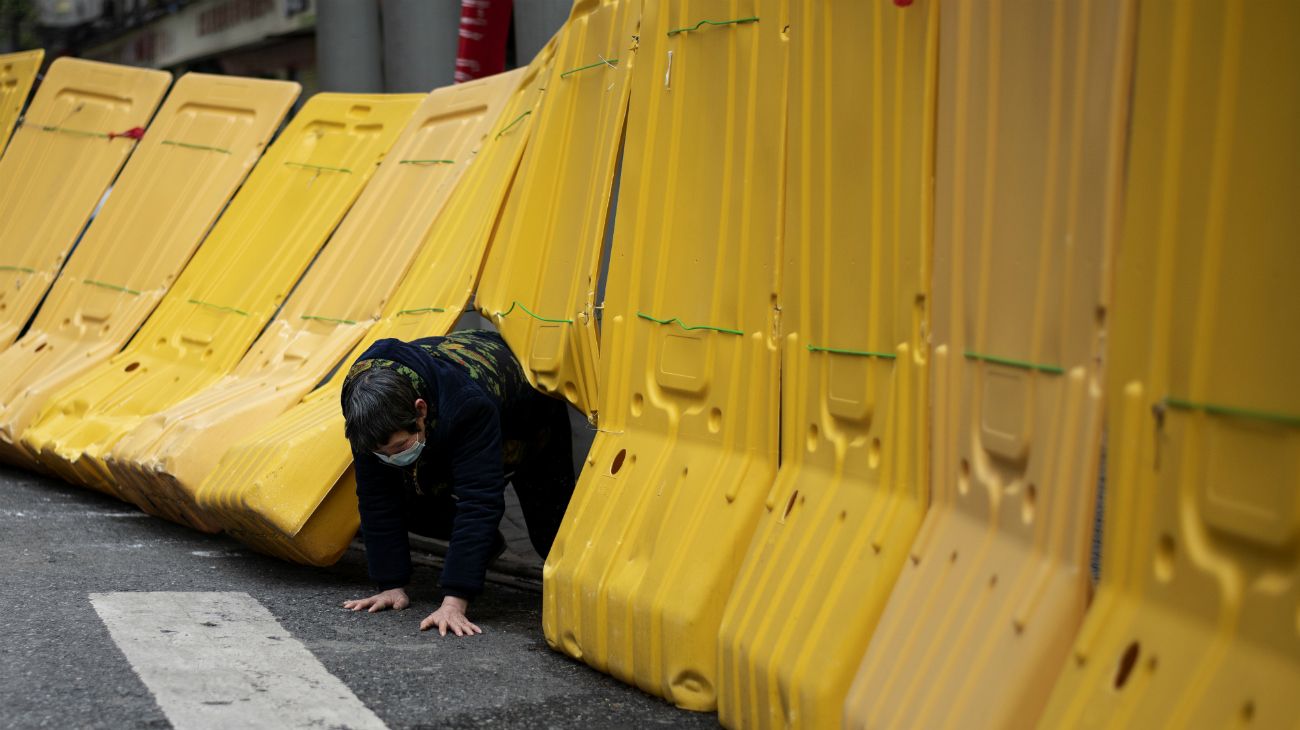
[0,58,171,349]
[476,0,640,418]
[716,1,936,727]
[845,0,1135,727]
[542,0,788,711]
[19,92,421,496]
[0,49,44,155]
[0,73,300,469]
[1040,1,1300,726]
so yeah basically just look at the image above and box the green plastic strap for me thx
[667,16,759,37]
[162,140,232,155]
[636,311,743,336]
[188,298,250,317]
[398,159,454,166]
[495,111,532,140]
[964,351,1064,375]
[559,58,619,78]
[495,301,573,324]
[807,344,896,360]
[84,279,142,296]
[395,307,447,316]
[0,265,36,274]
[1163,396,1300,428]
[285,161,353,174]
[301,314,357,325]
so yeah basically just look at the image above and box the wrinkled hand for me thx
[420,596,482,637]
[342,587,410,613]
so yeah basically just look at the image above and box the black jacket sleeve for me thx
[438,395,506,599]
[354,452,412,590]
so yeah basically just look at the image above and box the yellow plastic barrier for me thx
[192,49,557,566]
[542,0,786,711]
[0,58,171,349]
[1041,2,1300,726]
[0,49,44,154]
[0,73,300,468]
[476,0,638,418]
[715,1,936,728]
[844,2,1134,728]
[102,71,521,531]
[20,92,422,495]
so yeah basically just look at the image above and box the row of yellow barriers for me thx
[0,0,1296,726]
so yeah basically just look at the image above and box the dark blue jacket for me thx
[345,331,547,599]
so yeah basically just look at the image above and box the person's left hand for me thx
[420,595,482,637]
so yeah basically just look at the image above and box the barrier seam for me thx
[1161,396,1300,428]
[667,16,759,37]
[188,298,250,317]
[963,350,1065,375]
[395,307,447,316]
[636,311,743,335]
[300,314,358,325]
[398,159,455,166]
[495,111,532,140]
[807,344,897,360]
[0,265,36,274]
[560,58,620,78]
[284,161,353,174]
[84,279,142,296]
[495,301,573,324]
[162,140,232,154]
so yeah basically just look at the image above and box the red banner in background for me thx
[454,0,513,83]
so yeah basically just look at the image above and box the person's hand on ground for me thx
[420,595,482,637]
[342,587,410,613]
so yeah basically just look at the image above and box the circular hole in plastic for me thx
[1113,641,1140,689]
[807,423,819,452]
[630,392,644,417]
[783,490,799,520]
[869,437,882,468]
[610,449,627,475]
[124,362,140,373]
[34,342,46,353]
[708,407,723,433]
[1022,483,1037,524]
[958,458,971,495]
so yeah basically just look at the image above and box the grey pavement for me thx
[0,465,717,729]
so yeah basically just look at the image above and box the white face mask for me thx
[375,434,424,467]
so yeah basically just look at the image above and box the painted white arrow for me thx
[91,591,387,730]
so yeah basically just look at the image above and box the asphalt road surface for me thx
[0,465,718,729]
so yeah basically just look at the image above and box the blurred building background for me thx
[0,0,571,98]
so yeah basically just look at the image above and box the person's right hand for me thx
[342,587,410,613]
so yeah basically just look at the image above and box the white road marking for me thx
[91,591,387,730]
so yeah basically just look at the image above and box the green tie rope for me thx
[636,312,743,336]
[559,58,620,78]
[1162,396,1300,429]
[494,111,532,140]
[188,298,250,317]
[807,344,896,360]
[84,279,142,296]
[301,314,358,325]
[162,140,232,154]
[285,161,353,174]
[667,16,759,37]
[0,265,36,274]
[964,351,1064,375]
[28,124,109,139]
[398,159,455,166]
[495,301,573,324]
[395,307,447,316]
